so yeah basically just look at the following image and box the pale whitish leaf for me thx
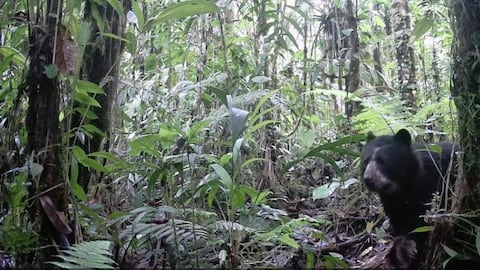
[215,221,253,232]
[216,72,228,82]
[29,163,43,178]
[219,250,227,264]
[341,28,354,36]
[340,178,360,189]
[74,131,85,145]
[127,10,137,24]
[231,108,249,141]
[251,76,271,84]
[312,182,340,200]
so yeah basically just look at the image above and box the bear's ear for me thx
[394,129,411,145]
[366,131,376,142]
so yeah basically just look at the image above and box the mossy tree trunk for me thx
[450,1,480,227]
[427,0,480,268]
[391,0,417,109]
[344,0,361,118]
[75,0,130,190]
[25,0,67,263]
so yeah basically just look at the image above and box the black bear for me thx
[360,129,457,268]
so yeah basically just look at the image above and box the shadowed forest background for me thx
[1,0,480,269]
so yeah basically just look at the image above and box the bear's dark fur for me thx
[361,129,457,268]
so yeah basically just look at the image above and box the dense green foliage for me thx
[0,0,466,269]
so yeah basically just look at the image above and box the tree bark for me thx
[426,1,480,268]
[344,0,361,118]
[450,1,480,225]
[75,0,130,190]
[25,0,67,263]
[391,0,417,109]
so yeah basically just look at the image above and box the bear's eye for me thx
[375,157,385,165]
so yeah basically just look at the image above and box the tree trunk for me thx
[427,1,480,268]
[391,0,417,109]
[25,0,67,263]
[75,0,130,190]
[450,0,480,242]
[344,0,361,118]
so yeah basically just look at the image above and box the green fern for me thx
[48,240,115,269]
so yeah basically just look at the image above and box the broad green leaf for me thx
[306,251,315,270]
[44,64,58,78]
[72,146,108,172]
[78,22,92,46]
[208,87,228,107]
[147,168,163,196]
[248,119,279,135]
[79,156,108,173]
[284,16,303,36]
[157,0,220,23]
[240,157,264,169]
[410,226,433,233]
[250,90,277,123]
[159,124,183,146]
[131,0,144,32]
[231,186,246,209]
[211,164,232,189]
[410,18,434,43]
[82,124,105,137]
[233,138,244,168]
[283,134,365,173]
[0,47,26,67]
[75,107,98,120]
[74,92,102,107]
[219,153,232,165]
[279,233,299,249]
[125,31,137,54]
[100,32,129,42]
[128,135,162,158]
[106,0,125,17]
[70,157,79,183]
[71,179,87,201]
[77,80,104,94]
[91,4,105,33]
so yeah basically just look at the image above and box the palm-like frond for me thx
[48,240,115,269]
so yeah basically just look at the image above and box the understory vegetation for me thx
[0,0,475,269]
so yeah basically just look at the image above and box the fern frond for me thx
[48,240,115,269]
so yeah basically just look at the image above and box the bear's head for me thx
[361,129,419,195]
